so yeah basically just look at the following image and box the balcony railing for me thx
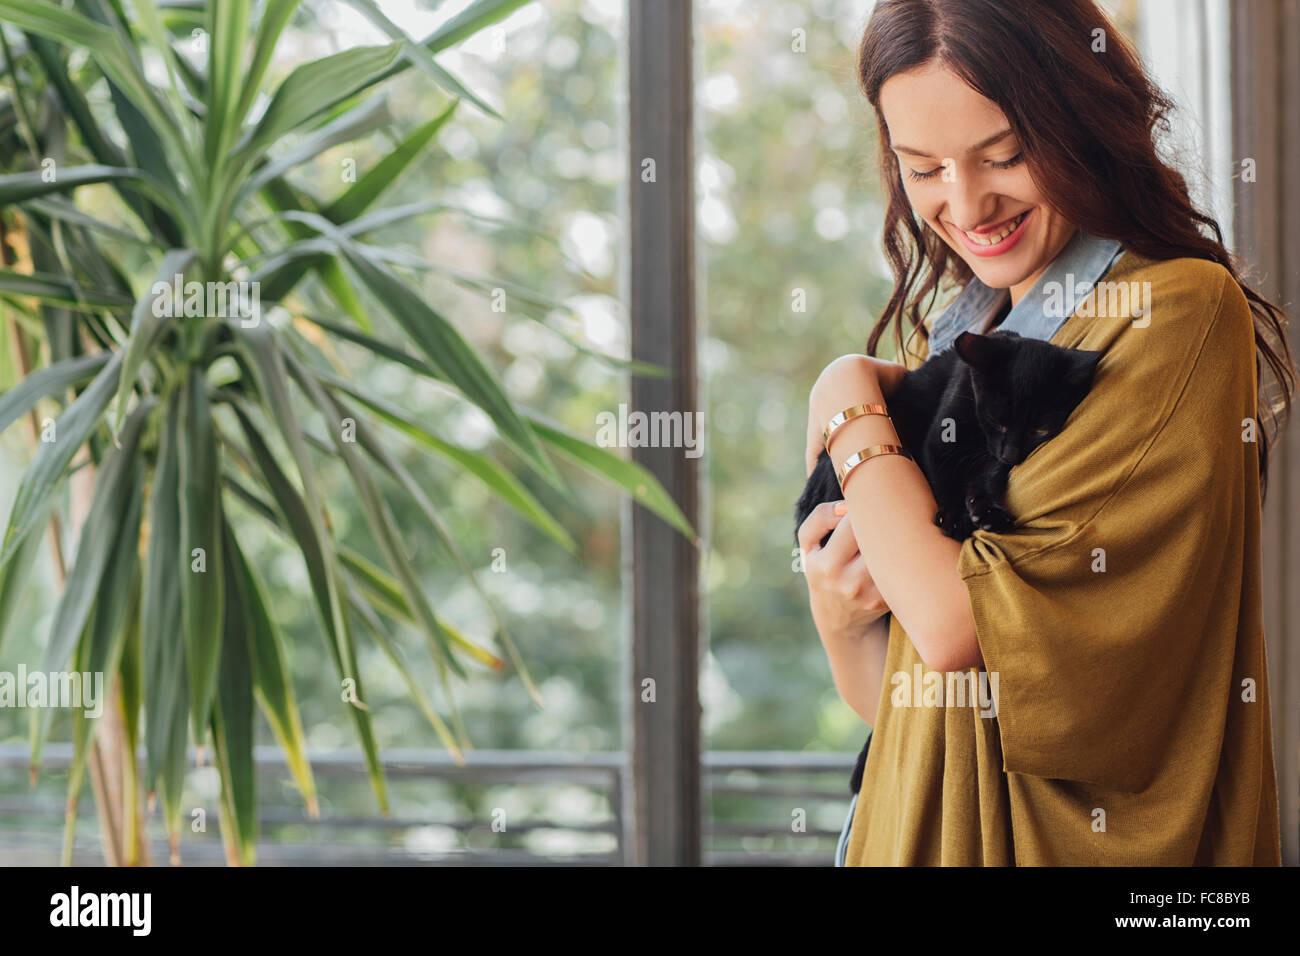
[0,744,857,866]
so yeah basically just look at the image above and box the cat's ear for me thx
[953,331,1009,369]
[1065,349,1104,386]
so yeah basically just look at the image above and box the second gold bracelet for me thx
[836,443,911,490]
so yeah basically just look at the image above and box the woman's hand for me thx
[799,502,892,721]
[799,501,891,640]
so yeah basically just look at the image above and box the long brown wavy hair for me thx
[856,0,1296,500]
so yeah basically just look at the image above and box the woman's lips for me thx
[951,209,1033,257]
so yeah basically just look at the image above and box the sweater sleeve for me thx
[958,266,1259,791]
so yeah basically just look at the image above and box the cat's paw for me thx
[966,494,1014,533]
[934,506,972,540]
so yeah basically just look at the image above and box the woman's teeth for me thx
[963,211,1027,245]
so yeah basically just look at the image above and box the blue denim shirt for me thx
[925,229,1126,356]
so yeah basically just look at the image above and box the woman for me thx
[800,0,1296,865]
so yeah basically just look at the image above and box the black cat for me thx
[796,329,1103,793]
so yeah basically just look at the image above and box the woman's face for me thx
[878,62,1077,305]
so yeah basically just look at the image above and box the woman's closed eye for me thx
[906,152,1025,183]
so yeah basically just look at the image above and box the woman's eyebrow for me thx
[891,127,1015,159]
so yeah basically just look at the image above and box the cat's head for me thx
[953,330,1103,465]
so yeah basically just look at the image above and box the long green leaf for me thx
[344,0,500,119]
[326,100,458,223]
[225,525,318,817]
[0,351,110,436]
[338,546,501,670]
[25,32,185,243]
[226,342,389,812]
[528,416,698,543]
[203,0,252,167]
[112,248,197,435]
[233,0,301,126]
[0,268,134,309]
[362,0,532,96]
[281,347,466,680]
[177,370,224,744]
[213,519,257,866]
[251,102,458,306]
[343,577,462,755]
[238,95,392,203]
[0,530,40,662]
[140,388,188,853]
[31,397,152,767]
[60,458,143,804]
[317,368,575,551]
[234,41,403,163]
[0,353,122,570]
[116,583,145,865]
[278,210,558,483]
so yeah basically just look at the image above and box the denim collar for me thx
[926,229,1126,356]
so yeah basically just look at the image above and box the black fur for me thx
[796,330,1103,793]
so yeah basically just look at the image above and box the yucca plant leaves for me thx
[0,352,122,571]
[327,100,457,224]
[30,397,152,770]
[26,29,186,242]
[0,350,110,435]
[0,528,41,662]
[240,95,393,202]
[140,388,184,785]
[252,102,458,307]
[294,314,691,538]
[226,387,391,813]
[0,0,700,867]
[528,416,698,543]
[140,389,190,855]
[177,369,224,744]
[234,41,403,166]
[225,526,318,818]
[338,546,502,670]
[202,0,252,167]
[213,519,257,866]
[0,268,134,310]
[116,589,146,866]
[344,0,501,120]
[363,0,532,95]
[112,248,198,435]
[277,209,559,483]
[234,0,301,127]
[281,345,466,682]
[0,1,192,181]
[61,469,143,859]
[343,578,463,751]
[318,368,575,551]
[0,163,144,204]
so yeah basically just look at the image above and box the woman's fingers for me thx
[821,507,862,564]
[797,500,845,556]
[841,552,889,613]
[799,502,863,567]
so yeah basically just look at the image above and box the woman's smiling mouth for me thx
[950,209,1033,256]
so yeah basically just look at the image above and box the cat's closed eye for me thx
[1033,426,1051,436]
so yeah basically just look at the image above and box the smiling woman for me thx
[796,0,1297,866]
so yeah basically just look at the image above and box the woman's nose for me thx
[944,170,999,233]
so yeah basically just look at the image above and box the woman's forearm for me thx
[810,359,982,672]
[822,613,891,723]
